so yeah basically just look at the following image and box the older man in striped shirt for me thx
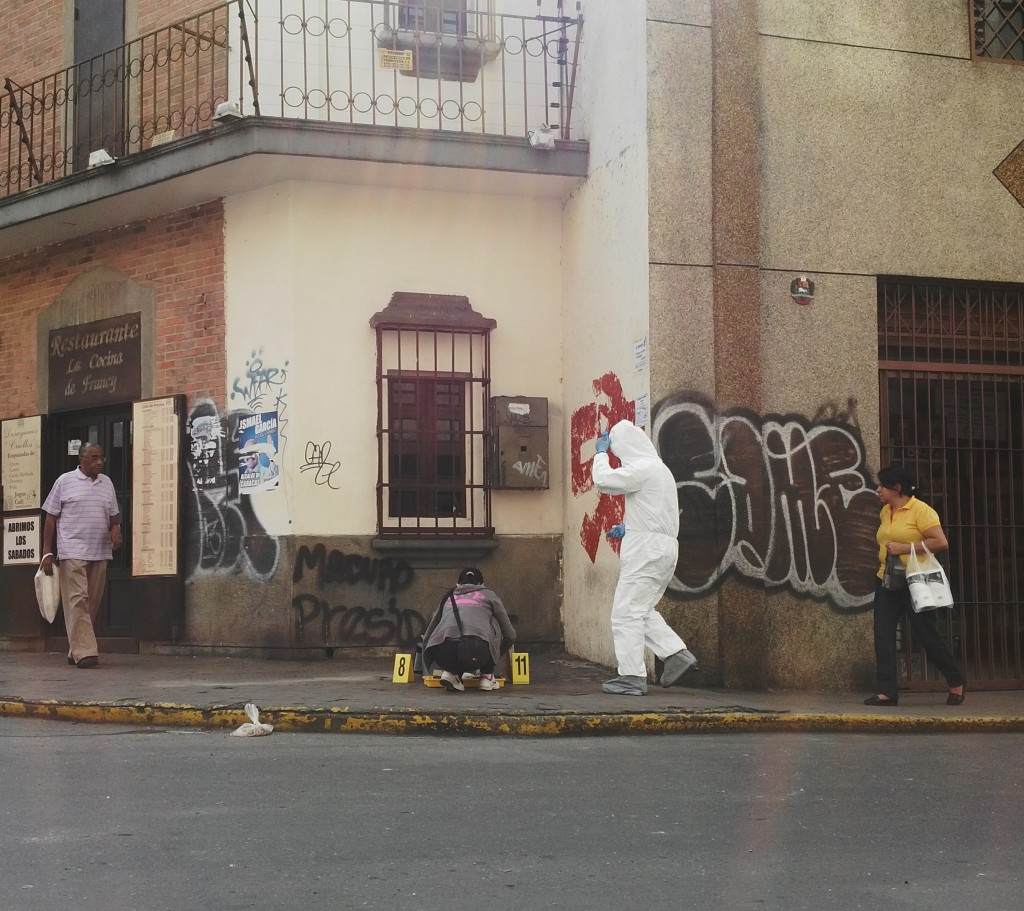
[41,442,122,669]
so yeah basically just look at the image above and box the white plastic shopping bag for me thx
[906,543,954,613]
[230,702,274,737]
[34,566,60,623]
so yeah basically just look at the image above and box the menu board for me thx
[1,415,42,512]
[132,398,180,576]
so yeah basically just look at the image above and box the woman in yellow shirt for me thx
[866,465,965,706]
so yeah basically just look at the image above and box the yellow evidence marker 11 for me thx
[392,653,414,683]
[510,650,530,685]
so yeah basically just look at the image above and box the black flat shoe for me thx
[946,689,965,706]
[863,694,898,706]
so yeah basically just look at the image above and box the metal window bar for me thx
[879,276,1024,690]
[375,324,491,537]
[972,0,1024,62]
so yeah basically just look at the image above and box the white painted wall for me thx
[560,0,651,668]
[224,178,565,537]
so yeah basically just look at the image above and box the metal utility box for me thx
[490,396,549,489]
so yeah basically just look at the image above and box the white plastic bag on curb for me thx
[34,566,60,623]
[230,703,274,737]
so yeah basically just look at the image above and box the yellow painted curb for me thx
[2,700,1023,735]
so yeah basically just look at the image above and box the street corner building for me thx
[1,1,1023,695]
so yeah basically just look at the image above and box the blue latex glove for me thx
[607,524,625,539]
[595,432,611,454]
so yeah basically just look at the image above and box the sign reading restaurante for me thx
[48,312,143,411]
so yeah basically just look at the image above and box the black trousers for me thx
[872,579,965,699]
[425,637,496,676]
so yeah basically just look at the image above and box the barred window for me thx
[398,0,468,34]
[972,0,1024,62]
[370,293,495,538]
[388,375,467,519]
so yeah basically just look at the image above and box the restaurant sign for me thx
[48,312,142,411]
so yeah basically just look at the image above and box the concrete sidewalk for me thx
[1,649,1022,735]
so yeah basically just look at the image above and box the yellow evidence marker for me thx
[509,650,530,685]
[392,653,414,683]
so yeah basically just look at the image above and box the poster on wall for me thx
[187,411,224,489]
[634,393,650,429]
[3,515,40,565]
[132,397,180,577]
[1,415,43,512]
[237,411,280,493]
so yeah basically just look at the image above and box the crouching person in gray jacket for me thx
[422,568,516,692]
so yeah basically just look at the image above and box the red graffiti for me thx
[579,494,625,562]
[570,372,636,562]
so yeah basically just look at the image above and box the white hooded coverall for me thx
[592,420,687,677]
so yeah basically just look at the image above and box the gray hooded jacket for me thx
[422,583,517,666]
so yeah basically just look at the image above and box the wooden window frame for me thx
[398,0,468,35]
[387,372,469,520]
[370,292,496,539]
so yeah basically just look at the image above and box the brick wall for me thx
[0,201,226,418]
[0,0,65,84]
[138,0,220,36]
[1,0,222,85]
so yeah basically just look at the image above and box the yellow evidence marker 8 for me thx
[392,653,414,683]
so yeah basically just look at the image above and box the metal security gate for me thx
[879,277,1024,690]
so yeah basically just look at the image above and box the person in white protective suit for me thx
[591,419,698,695]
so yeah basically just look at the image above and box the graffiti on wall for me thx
[231,348,289,411]
[185,400,281,581]
[300,440,343,489]
[654,394,878,610]
[570,372,635,561]
[512,453,548,486]
[291,543,426,646]
[231,348,289,463]
[570,376,879,610]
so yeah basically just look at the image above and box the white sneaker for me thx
[439,670,465,692]
[478,675,500,691]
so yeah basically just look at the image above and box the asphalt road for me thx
[1,719,1021,911]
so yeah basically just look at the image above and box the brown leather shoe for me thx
[76,656,99,669]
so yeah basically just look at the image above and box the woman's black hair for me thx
[877,464,917,497]
[458,567,484,585]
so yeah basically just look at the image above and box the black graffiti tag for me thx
[292,544,414,593]
[300,441,342,489]
[185,401,280,582]
[653,396,879,610]
[292,595,426,647]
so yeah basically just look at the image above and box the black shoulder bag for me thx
[448,591,492,671]
[883,553,907,590]
[881,506,908,591]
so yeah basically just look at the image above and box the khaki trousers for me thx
[58,558,107,662]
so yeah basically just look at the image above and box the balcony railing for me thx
[0,0,582,200]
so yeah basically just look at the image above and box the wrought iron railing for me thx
[0,0,582,199]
